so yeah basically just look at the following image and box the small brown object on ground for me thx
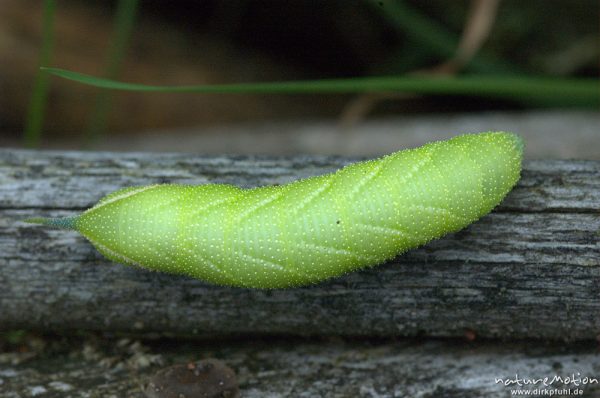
[143,358,239,398]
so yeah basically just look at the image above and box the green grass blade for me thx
[43,67,600,107]
[367,0,516,74]
[23,0,56,148]
[369,0,457,60]
[86,0,139,146]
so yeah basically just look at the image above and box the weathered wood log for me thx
[1,149,599,339]
[2,336,599,397]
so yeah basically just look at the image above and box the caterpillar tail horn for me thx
[24,216,79,230]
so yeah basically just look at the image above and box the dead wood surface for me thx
[1,149,599,339]
[2,336,599,398]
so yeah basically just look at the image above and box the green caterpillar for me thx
[27,132,523,288]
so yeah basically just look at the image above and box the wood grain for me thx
[1,149,598,339]
[3,336,599,397]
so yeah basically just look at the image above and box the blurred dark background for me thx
[0,0,598,155]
